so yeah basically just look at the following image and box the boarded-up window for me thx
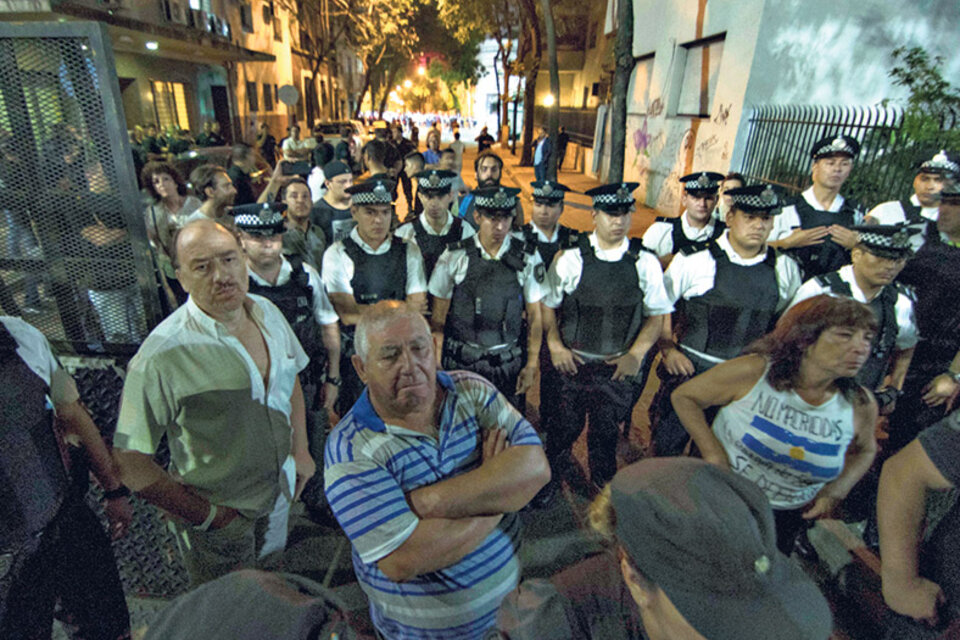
[629,54,654,114]
[676,35,724,118]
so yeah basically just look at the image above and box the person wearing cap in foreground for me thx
[542,183,672,489]
[144,570,375,640]
[769,134,867,279]
[322,177,427,414]
[642,171,726,269]
[489,457,833,640]
[114,218,315,585]
[672,294,878,554]
[650,184,802,457]
[429,186,544,410]
[866,151,958,248]
[395,169,476,280]
[234,202,342,524]
[878,410,960,638]
[324,301,549,640]
[787,224,917,414]
[885,181,960,456]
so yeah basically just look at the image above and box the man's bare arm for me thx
[329,292,368,326]
[57,400,124,492]
[377,514,503,582]
[405,292,427,315]
[407,440,550,519]
[113,450,237,529]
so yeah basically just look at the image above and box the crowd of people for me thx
[3,116,960,640]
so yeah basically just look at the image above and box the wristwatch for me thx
[326,376,342,387]
[949,371,960,384]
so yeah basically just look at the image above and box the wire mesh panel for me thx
[0,22,160,355]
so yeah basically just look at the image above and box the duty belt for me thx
[446,338,523,366]
[571,348,626,363]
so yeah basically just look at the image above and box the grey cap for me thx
[610,458,833,640]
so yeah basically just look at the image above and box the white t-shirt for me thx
[543,232,673,317]
[281,137,310,161]
[428,234,543,303]
[321,227,427,297]
[867,194,938,252]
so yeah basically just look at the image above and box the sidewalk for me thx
[494,144,659,236]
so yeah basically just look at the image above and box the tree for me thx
[515,0,541,165]
[608,0,634,183]
[540,0,560,179]
[291,0,352,120]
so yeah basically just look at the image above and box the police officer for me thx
[395,169,476,280]
[543,182,672,487]
[887,180,960,454]
[642,171,726,268]
[321,178,427,413]
[234,202,341,519]
[429,186,543,410]
[866,151,958,249]
[652,185,802,457]
[770,134,866,279]
[788,225,917,413]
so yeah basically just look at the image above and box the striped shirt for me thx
[324,370,542,640]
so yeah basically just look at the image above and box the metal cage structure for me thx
[0,21,161,356]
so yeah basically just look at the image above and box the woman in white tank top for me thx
[672,294,879,553]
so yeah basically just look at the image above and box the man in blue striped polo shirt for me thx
[324,301,551,639]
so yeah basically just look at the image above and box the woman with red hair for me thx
[672,293,878,553]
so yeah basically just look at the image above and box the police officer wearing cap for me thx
[769,134,867,279]
[886,181,960,454]
[866,151,958,248]
[429,186,544,410]
[322,177,427,413]
[234,202,342,520]
[788,225,917,413]
[642,171,726,269]
[543,182,672,487]
[395,169,476,280]
[651,184,802,457]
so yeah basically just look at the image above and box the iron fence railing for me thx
[739,103,958,208]
[533,106,597,146]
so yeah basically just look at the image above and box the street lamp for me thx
[543,93,555,107]
[417,65,426,76]
[404,79,412,89]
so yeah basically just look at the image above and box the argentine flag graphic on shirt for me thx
[741,415,843,480]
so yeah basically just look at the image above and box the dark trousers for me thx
[649,351,716,457]
[337,328,364,416]
[299,363,331,513]
[773,506,810,555]
[538,340,561,431]
[0,492,130,640]
[399,172,414,220]
[442,345,524,411]
[547,361,640,487]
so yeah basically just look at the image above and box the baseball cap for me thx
[610,458,833,640]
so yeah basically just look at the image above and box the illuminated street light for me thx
[395,85,402,92]
[543,94,555,107]
[145,41,159,51]
[417,65,426,76]
[404,79,413,89]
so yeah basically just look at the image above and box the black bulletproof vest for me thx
[789,197,862,278]
[0,324,68,548]
[521,223,578,268]
[561,237,647,356]
[446,240,527,346]
[676,243,780,361]
[248,258,322,357]
[410,216,463,279]
[816,271,899,390]
[900,199,923,225]
[342,235,407,304]
[655,215,725,254]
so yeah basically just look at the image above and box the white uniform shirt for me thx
[429,234,544,304]
[664,231,802,311]
[543,232,674,317]
[787,265,918,350]
[513,224,561,244]
[769,187,851,242]
[321,227,427,297]
[395,212,476,243]
[641,211,720,257]
[249,257,339,326]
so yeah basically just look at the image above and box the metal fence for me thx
[739,104,958,208]
[0,22,161,356]
[533,106,598,146]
